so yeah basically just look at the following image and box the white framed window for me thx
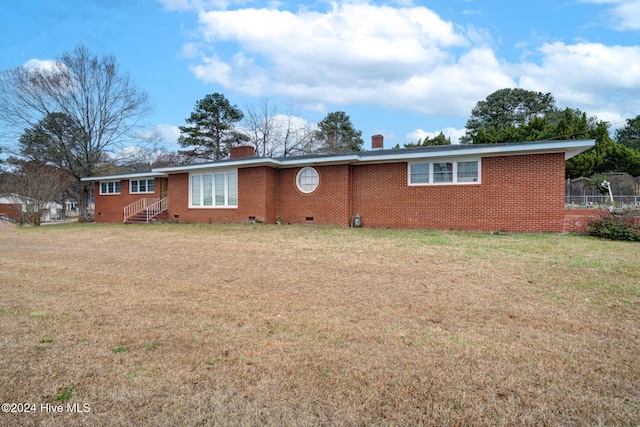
[296,167,319,193]
[409,159,480,185]
[100,181,121,195]
[409,163,429,184]
[130,179,155,194]
[457,161,479,183]
[190,170,238,208]
[433,162,453,183]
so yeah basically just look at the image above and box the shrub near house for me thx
[587,210,640,241]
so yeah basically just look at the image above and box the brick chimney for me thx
[230,145,255,159]
[372,134,384,150]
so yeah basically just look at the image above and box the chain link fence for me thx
[565,194,640,209]
[566,174,640,208]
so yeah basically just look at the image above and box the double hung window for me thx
[130,179,155,194]
[433,162,453,183]
[100,181,121,194]
[457,161,479,183]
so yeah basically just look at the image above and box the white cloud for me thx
[174,0,640,133]
[387,47,514,115]
[579,0,640,30]
[615,0,640,30]
[180,42,202,59]
[517,42,640,114]
[138,124,181,146]
[271,113,312,130]
[196,4,467,75]
[189,54,233,86]
[589,110,629,130]
[155,124,181,144]
[407,127,466,145]
[186,3,517,116]
[156,0,194,10]
[156,0,230,12]
[22,59,62,73]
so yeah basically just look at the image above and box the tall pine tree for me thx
[178,93,247,161]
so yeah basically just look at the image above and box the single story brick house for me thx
[81,137,595,232]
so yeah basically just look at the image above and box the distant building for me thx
[0,193,63,222]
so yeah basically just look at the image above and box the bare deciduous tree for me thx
[244,98,278,157]
[0,162,71,226]
[0,45,151,221]
[244,99,318,157]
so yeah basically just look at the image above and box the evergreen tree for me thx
[315,111,364,153]
[404,132,451,147]
[615,115,640,150]
[566,122,640,178]
[461,88,557,144]
[178,93,247,161]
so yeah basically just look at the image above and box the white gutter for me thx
[154,140,595,172]
[153,158,283,173]
[355,140,595,163]
[80,172,168,182]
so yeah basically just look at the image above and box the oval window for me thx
[296,167,319,193]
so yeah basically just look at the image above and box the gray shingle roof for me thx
[82,139,595,180]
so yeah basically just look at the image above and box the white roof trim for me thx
[80,172,168,182]
[154,158,282,173]
[82,140,595,179]
[365,140,595,162]
[152,154,367,173]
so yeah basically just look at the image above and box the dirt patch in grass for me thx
[0,223,638,426]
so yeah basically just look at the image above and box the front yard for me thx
[0,223,638,425]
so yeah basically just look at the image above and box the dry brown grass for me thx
[0,222,638,426]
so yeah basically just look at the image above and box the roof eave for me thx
[81,140,596,179]
[350,140,596,164]
[153,158,283,173]
[80,172,168,182]
[279,154,361,168]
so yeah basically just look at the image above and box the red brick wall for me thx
[230,145,255,159]
[0,203,22,219]
[166,173,241,223]
[92,153,572,232]
[564,209,598,233]
[277,165,351,226]
[166,168,277,224]
[476,154,566,232]
[350,153,567,232]
[94,178,165,223]
[237,166,277,223]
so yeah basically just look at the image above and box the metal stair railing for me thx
[123,198,159,223]
[145,197,168,222]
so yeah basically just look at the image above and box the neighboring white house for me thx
[0,193,63,222]
[62,197,94,214]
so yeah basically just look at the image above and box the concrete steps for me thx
[124,211,168,224]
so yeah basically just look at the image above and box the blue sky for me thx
[1,0,640,150]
